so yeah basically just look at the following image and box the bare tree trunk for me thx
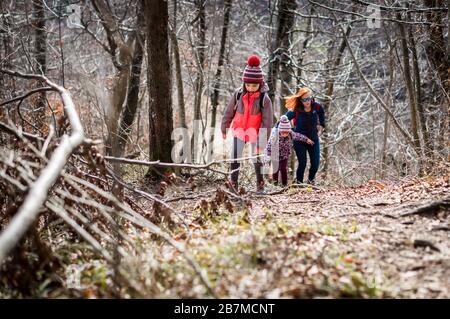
[322,25,351,180]
[291,7,314,180]
[0,3,13,102]
[169,26,186,129]
[397,15,423,174]
[145,0,173,178]
[424,0,449,93]
[278,0,297,116]
[110,5,146,165]
[108,59,131,156]
[381,28,396,179]
[193,1,206,122]
[169,3,187,168]
[423,0,449,160]
[267,0,296,114]
[296,6,314,84]
[191,0,206,163]
[210,0,232,139]
[91,0,134,157]
[408,20,431,164]
[381,112,390,179]
[32,0,47,130]
[115,37,144,159]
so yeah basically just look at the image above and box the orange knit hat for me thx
[285,87,312,111]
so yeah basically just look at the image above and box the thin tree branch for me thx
[0,68,85,263]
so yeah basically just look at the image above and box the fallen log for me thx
[0,69,85,263]
[400,198,450,218]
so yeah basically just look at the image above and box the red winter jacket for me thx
[221,83,273,143]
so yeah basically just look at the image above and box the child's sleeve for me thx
[265,139,272,157]
[221,90,238,135]
[291,130,308,143]
[264,128,277,156]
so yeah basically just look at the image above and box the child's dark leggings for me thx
[230,137,263,185]
[272,159,288,185]
[293,139,320,183]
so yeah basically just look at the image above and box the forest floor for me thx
[132,174,449,298]
[12,171,447,299]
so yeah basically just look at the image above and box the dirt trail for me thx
[248,177,450,297]
[140,176,449,298]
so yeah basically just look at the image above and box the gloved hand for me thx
[261,154,271,165]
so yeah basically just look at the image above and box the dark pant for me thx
[230,137,263,185]
[273,158,288,186]
[293,139,320,183]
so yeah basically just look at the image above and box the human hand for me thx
[306,138,314,145]
[317,125,323,135]
[262,154,271,165]
[222,133,227,140]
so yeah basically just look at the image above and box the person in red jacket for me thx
[221,55,273,193]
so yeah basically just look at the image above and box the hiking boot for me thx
[226,180,239,192]
[306,179,315,186]
[256,180,265,194]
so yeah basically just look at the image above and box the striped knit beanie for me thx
[242,55,264,83]
[278,115,291,133]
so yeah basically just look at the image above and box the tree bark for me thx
[114,37,144,159]
[32,0,47,130]
[144,0,173,177]
[193,0,206,121]
[267,0,297,115]
[381,28,396,178]
[210,0,233,141]
[397,14,423,173]
[191,0,206,162]
[169,26,186,129]
[408,18,431,163]
[278,0,297,116]
[107,57,131,155]
[322,25,351,180]
[423,0,449,160]
[91,0,134,157]
[296,6,314,84]
[423,0,449,93]
[291,7,314,180]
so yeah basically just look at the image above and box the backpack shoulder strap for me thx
[233,89,243,115]
[259,91,266,110]
[314,101,321,126]
[236,91,242,103]
[293,109,300,126]
[315,102,320,112]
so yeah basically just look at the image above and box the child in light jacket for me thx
[264,115,314,186]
